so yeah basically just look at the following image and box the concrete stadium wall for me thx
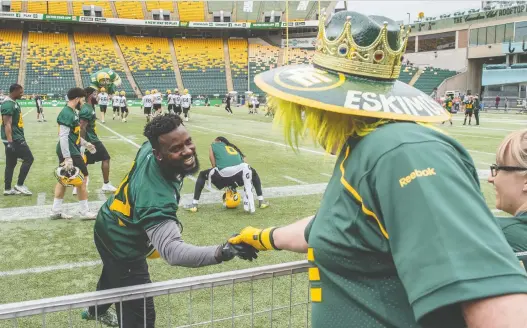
[404,48,467,71]
[437,71,468,96]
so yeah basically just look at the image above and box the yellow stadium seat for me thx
[228,39,248,92]
[249,44,280,93]
[27,1,48,14]
[114,1,144,19]
[73,1,113,17]
[10,1,22,12]
[177,1,205,21]
[48,1,69,15]
[146,1,173,12]
[0,30,22,88]
[286,48,315,65]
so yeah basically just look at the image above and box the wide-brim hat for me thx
[255,11,450,123]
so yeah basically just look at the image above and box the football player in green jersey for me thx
[442,94,454,125]
[89,68,122,95]
[229,11,527,328]
[82,114,258,327]
[79,87,117,194]
[463,95,474,125]
[184,136,269,213]
[1,83,34,195]
[52,87,98,220]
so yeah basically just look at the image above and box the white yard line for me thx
[96,123,141,148]
[36,193,46,206]
[282,175,308,185]
[320,173,332,177]
[448,133,501,140]
[0,260,102,277]
[22,108,35,117]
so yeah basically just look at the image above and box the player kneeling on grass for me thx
[185,136,268,213]
[77,87,117,194]
[142,90,153,122]
[119,91,128,122]
[81,114,258,327]
[52,87,97,220]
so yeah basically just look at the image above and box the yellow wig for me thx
[269,96,391,155]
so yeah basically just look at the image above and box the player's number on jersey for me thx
[109,161,136,218]
[17,113,23,128]
[225,146,238,155]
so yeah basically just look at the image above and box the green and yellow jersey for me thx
[95,142,184,261]
[79,103,99,143]
[0,98,24,142]
[445,97,453,112]
[56,105,81,157]
[305,122,527,328]
[89,68,119,94]
[465,100,474,111]
[211,141,244,170]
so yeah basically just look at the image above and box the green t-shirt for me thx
[89,68,118,94]
[1,99,24,142]
[445,97,453,111]
[211,141,243,170]
[79,103,99,143]
[95,142,184,261]
[305,122,527,328]
[56,105,81,157]
[498,213,527,253]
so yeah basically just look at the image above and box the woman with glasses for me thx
[488,129,527,252]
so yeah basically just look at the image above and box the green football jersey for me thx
[56,105,81,157]
[1,99,24,142]
[498,213,527,252]
[79,103,100,143]
[95,141,184,261]
[305,122,527,328]
[89,68,118,94]
[211,142,243,170]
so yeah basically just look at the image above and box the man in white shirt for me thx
[112,92,120,120]
[181,89,192,122]
[119,91,128,123]
[166,90,175,114]
[174,89,182,116]
[97,87,109,123]
[153,89,162,115]
[142,90,154,122]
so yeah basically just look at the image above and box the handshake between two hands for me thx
[216,227,277,263]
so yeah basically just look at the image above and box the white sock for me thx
[52,198,63,212]
[85,176,89,188]
[257,196,264,201]
[192,199,199,205]
[79,199,89,213]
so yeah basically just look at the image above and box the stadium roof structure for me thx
[482,64,527,86]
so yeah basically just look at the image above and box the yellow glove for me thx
[228,226,280,251]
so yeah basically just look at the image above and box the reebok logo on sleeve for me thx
[399,168,436,188]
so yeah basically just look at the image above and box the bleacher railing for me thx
[0,260,311,327]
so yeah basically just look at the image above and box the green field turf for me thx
[0,105,525,327]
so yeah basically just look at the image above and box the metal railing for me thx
[0,260,311,328]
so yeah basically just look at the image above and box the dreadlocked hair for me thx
[215,136,245,158]
[144,113,184,149]
[269,96,391,155]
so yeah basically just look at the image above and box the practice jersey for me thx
[89,68,120,94]
[181,94,191,108]
[35,96,43,108]
[142,95,153,108]
[498,213,527,253]
[465,101,473,110]
[79,103,99,143]
[0,95,5,104]
[56,106,81,157]
[95,141,183,261]
[120,96,127,108]
[153,93,162,105]
[98,93,109,106]
[1,98,24,142]
[174,94,181,106]
[304,122,527,328]
[167,94,176,105]
[112,96,120,107]
[211,141,243,170]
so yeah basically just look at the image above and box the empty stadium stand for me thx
[73,1,113,17]
[398,65,416,84]
[174,38,227,95]
[146,1,174,13]
[412,67,457,95]
[228,39,248,93]
[27,1,48,14]
[117,35,176,93]
[248,43,280,94]
[48,1,69,15]
[286,48,314,65]
[0,30,22,93]
[114,1,144,19]
[74,32,134,96]
[9,1,22,12]
[177,1,205,21]
[24,32,76,95]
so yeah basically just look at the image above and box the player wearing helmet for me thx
[119,91,128,122]
[153,89,162,115]
[174,89,182,116]
[111,92,120,120]
[181,89,191,122]
[167,89,176,114]
[142,90,153,122]
[89,68,122,95]
[96,87,109,123]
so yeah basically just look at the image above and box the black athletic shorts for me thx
[175,105,182,113]
[153,104,161,110]
[465,109,473,116]
[4,139,34,163]
[58,153,89,177]
[168,104,175,111]
[207,169,246,190]
[85,141,111,164]
[100,105,107,113]
[113,106,120,113]
[183,107,190,114]
[144,107,152,115]
[36,106,43,114]
[121,107,129,113]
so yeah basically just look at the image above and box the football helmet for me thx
[55,166,84,187]
[100,87,106,92]
[96,72,111,86]
[120,91,126,96]
[166,89,171,94]
[174,88,179,93]
[153,89,158,94]
[145,90,150,95]
[184,89,189,94]
[222,188,241,209]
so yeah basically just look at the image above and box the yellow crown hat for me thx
[254,10,449,124]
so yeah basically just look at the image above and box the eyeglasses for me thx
[490,164,527,177]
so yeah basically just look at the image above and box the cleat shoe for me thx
[79,210,97,220]
[51,211,73,220]
[185,117,189,122]
[14,185,32,196]
[101,183,117,193]
[258,201,270,209]
[81,308,119,327]
[3,188,21,196]
[183,204,198,213]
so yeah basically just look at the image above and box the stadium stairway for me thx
[21,1,27,12]
[167,38,185,91]
[68,33,83,88]
[172,1,180,20]
[408,68,423,86]
[67,1,73,15]
[110,1,119,18]
[140,1,149,19]
[111,34,142,98]
[223,39,234,92]
[17,31,28,87]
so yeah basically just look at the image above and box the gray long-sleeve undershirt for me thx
[146,220,220,267]
[59,125,71,158]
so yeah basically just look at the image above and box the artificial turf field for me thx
[0,105,523,327]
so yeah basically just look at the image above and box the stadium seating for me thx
[228,39,248,93]
[48,1,69,15]
[73,1,113,17]
[114,1,144,19]
[177,1,205,21]
[27,1,48,14]
[74,33,134,97]
[397,65,416,84]
[146,1,174,13]
[0,30,22,92]
[24,32,76,95]
[412,67,457,95]
[117,35,176,93]
[174,38,227,95]
[286,48,314,65]
[248,44,280,94]
[9,1,22,12]
[235,1,259,22]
